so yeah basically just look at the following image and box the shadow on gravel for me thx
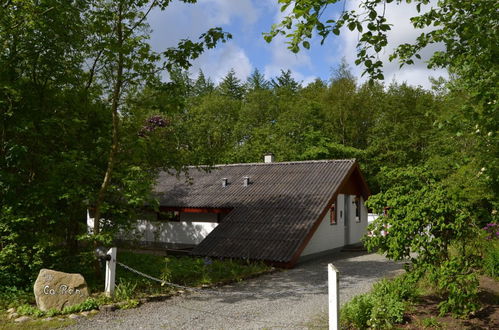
[190,251,404,304]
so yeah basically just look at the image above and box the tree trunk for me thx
[92,3,124,240]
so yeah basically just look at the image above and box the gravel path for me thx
[69,251,403,329]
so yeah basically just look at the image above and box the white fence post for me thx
[105,247,117,297]
[328,263,339,330]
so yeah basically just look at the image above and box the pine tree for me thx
[218,68,245,99]
[192,69,214,96]
[246,68,270,91]
[271,69,301,93]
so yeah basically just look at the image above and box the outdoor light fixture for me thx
[95,246,112,268]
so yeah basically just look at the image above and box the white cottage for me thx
[121,158,370,268]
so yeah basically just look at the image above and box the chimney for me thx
[222,178,228,187]
[264,153,274,163]
[243,176,250,187]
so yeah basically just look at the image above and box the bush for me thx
[16,304,45,318]
[340,294,374,329]
[13,298,100,318]
[0,287,33,310]
[368,292,406,329]
[61,298,99,314]
[340,276,417,329]
[483,240,499,279]
[431,259,480,316]
[114,279,138,301]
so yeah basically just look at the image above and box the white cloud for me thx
[148,0,259,51]
[190,44,253,83]
[147,1,257,83]
[339,0,448,88]
[202,0,260,26]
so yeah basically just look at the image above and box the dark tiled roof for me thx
[153,159,359,264]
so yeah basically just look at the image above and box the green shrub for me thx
[425,257,480,317]
[16,304,45,317]
[0,287,33,310]
[368,292,406,329]
[340,293,374,329]
[14,298,100,318]
[340,276,416,329]
[61,298,99,314]
[114,279,138,301]
[420,316,441,328]
[483,241,499,279]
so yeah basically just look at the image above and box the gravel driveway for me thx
[69,251,403,329]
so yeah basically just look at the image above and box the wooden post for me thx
[105,247,117,297]
[328,263,339,330]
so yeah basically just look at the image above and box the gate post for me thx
[328,263,339,330]
[105,247,117,297]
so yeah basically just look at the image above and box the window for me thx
[330,204,337,225]
[354,197,361,223]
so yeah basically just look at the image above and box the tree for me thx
[266,0,498,189]
[192,69,215,97]
[266,0,498,316]
[246,68,270,91]
[0,0,231,288]
[0,0,111,287]
[271,69,301,93]
[218,68,245,99]
[83,0,232,242]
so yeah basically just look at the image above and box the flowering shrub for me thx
[138,115,170,137]
[482,223,499,240]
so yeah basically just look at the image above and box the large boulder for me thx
[34,269,89,311]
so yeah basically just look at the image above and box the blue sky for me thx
[147,0,447,89]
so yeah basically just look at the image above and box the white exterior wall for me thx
[301,194,368,257]
[347,196,368,244]
[127,213,218,245]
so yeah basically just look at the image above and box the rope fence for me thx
[116,260,327,298]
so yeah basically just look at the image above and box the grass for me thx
[115,251,272,295]
[0,317,76,330]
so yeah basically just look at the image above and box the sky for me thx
[147,0,448,89]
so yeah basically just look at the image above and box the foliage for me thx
[218,69,245,99]
[161,256,271,287]
[0,0,230,288]
[61,298,99,314]
[111,252,271,298]
[364,165,487,316]
[420,317,441,328]
[15,304,44,318]
[340,275,417,329]
[117,299,140,310]
[340,293,374,329]
[432,258,479,317]
[481,225,499,279]
[13,298,99,318]
[483,242,499,279]
[0,287,34,310]
[114,279,138,301]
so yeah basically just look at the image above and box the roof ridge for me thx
[187,159,356,169]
